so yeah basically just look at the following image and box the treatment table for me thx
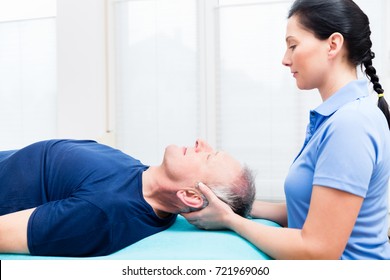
[0,216,280,260]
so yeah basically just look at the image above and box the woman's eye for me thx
[289,45,296,50]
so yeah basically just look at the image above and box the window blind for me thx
[0,18,56,150]
[216,1,320,200]
[113,0,199,165]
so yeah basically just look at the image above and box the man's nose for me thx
[195,139,213,153]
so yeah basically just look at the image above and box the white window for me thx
[0,0,56,150]
[112,0,199,165]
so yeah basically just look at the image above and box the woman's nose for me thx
[195,139,213,153]
[282,51,291,67]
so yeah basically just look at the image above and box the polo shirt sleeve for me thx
[313,110,376,198]
[27,197,112,257]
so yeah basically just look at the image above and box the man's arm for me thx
[0,208,35,254]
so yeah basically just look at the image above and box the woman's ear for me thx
[327,32,344,59]
[176,189,204,209]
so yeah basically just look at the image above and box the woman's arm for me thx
[250,200,287,227]
[183,184,363,259]
[0,208,35,254]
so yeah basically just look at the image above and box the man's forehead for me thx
[214,153,242,176]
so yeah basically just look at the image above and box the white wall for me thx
[0,0,57,150]
[56,0,109,142]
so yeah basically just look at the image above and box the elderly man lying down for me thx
[0,139,255,257]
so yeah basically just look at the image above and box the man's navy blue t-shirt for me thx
[0,140,176,257]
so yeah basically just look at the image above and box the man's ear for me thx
[327,32,344,59]
[176,189,204,209]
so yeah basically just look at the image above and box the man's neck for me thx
[142,167,180,217]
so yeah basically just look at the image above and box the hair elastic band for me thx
[378,93,384,98]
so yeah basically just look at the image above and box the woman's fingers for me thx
[197,182,216,201]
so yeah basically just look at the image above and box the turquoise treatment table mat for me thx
[0,216,280,260]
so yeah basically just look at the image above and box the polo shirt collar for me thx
[314,79,369,117]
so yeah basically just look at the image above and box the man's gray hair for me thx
[186,165,256,217]
[208,165,256,217]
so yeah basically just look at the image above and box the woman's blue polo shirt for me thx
[284,79,390,259]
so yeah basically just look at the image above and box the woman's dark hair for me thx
[288,0,390,129]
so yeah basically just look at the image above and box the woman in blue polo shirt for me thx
[183,0,390,259]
